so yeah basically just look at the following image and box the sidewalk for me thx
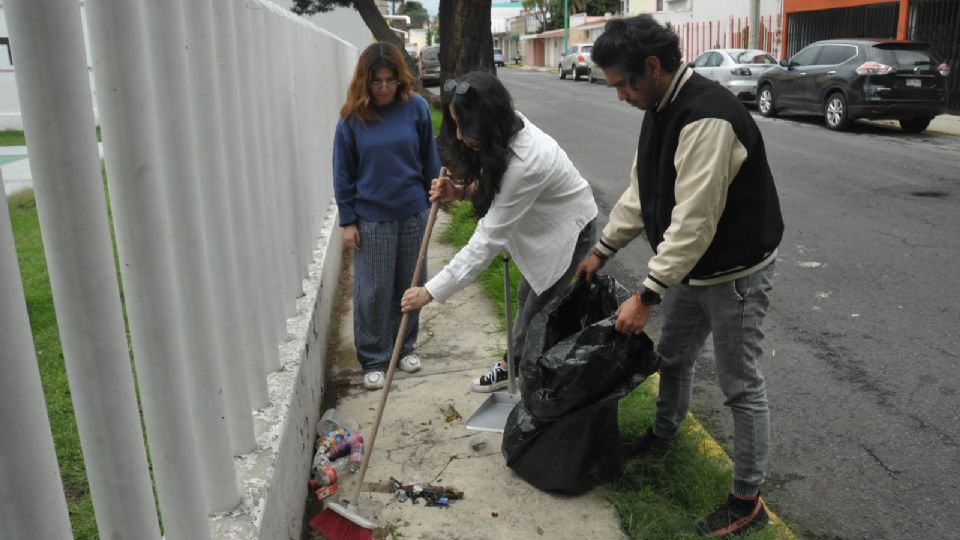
[323,210,626,539]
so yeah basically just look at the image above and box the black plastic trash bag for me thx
[501,399,622,494]
[520,276,659,421]
[501,275,659,494]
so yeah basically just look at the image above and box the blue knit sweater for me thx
[333,95,441,226]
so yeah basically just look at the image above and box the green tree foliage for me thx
[400,1,430,28]
[522,0,621,32]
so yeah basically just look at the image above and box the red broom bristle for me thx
[308,508,373,540]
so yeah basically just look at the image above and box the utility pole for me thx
[564,0,569,50]
[749,0,760,49]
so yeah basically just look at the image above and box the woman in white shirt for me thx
[401,71,598,392]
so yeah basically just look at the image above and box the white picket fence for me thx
[0,0,356,537]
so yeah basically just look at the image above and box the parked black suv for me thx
[757,39,950,133]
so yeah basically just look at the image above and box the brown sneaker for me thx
[695,492,769,537]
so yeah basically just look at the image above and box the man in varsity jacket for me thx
[576,15,784,537]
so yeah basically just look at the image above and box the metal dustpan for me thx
[466,252,521,432]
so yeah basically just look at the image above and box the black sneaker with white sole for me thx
[470,362,510,393]
[621,427,676,459]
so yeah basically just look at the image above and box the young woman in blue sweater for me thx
[332,42,441,390]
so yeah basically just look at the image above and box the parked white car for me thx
[690,49,778,103]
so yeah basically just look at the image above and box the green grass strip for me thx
[0,127,101,147]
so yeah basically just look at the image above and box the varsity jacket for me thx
[595,66,784,295]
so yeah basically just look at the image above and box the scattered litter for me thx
[388,477,463,508]
[491,512,499,518]
[316,407,340,434]
[439,403,462,423]
[468,433,490,452]
[537,526,544,535]
[852,313,860,318]
[307,409,364,508]
[797,261,824,268]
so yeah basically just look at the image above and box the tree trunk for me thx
[352,0,423,93]
[436,0,493,167]
[438,0,493,91]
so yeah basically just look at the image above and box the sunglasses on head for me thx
[443,79,471,95]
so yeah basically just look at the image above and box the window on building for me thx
[657,0,664,11]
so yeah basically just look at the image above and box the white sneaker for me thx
[399,353,422,373]
[363,371,385,390]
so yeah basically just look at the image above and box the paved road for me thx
[498,67,960,540]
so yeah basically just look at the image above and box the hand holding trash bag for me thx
[519,275,659,421]
[614,292,651,335]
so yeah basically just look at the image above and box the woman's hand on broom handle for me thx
[430,166,461,203]
[401,286,433,313]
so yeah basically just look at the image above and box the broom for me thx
[311,178,444,540]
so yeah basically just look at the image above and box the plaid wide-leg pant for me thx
[352,209,428,373]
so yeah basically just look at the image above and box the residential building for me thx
[650,0,785,62]
[521,13,619,69]
[492,1,524,64]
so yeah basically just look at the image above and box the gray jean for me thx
[510,219,597,368]
[654,262,776,497]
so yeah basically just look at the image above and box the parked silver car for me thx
[690,49,778,102]
[559,43,593,81]
[586,56,607,84]
[493,48,505,67]
[419,45,440,86]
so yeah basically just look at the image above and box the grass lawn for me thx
[0,129,27,146]
[7,190,98,539]
[437,202,789,540]
[0,127,101,147]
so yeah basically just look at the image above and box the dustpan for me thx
[466,251,521,432]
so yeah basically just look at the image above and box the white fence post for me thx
[140,0,242,512]
[2,1,162,537]
[0,178,74,540]
[264,1,303,315]
[212,0,271,408]
[182,0,259,456]
[233,0,282,374]
[84,0,211,536]
[249,0,289,344]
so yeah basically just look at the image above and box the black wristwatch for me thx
[639,287,662,306]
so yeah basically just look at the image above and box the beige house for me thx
[522,14,618,69]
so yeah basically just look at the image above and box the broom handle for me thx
[348,188,442,506]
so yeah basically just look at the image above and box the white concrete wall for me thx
[546,36,565,68]
[651,0,784,60]
[627,0,657,15]
[0,5,22,130]
[0,1,99,131]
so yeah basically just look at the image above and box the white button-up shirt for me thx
[425,113,598,303]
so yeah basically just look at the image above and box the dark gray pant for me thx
[510,219,597,368]
[654,262,776,497]
[352,209,428,373]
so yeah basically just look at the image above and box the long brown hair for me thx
[340,42,415,124]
